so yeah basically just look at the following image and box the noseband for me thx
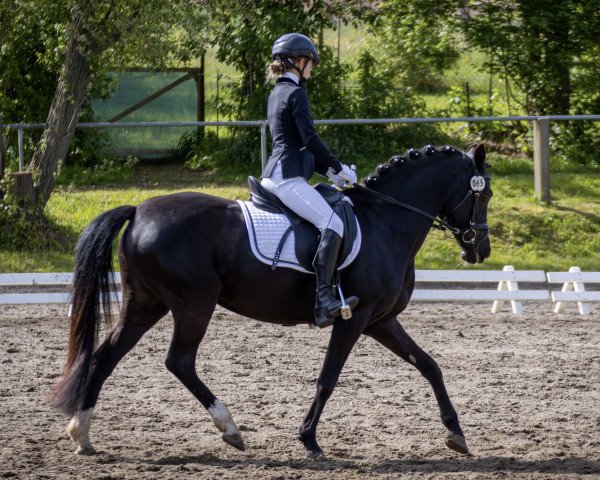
[445,188,490,245]
[351,156,490,245]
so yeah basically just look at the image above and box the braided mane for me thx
[362,145,463,188]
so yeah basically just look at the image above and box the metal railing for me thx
[0,120,267,171]
[2,114,600,201]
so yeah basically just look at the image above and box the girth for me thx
[247,176,358,271]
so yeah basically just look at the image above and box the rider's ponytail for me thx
[266,59,287,83]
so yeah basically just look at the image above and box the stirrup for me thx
[314,296,359,328]
[334,271,359,320]
[341,295,359,319]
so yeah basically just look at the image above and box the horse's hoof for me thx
[75,445,96,455]
[445,433,469,455]
[223,433,245,451]
[306,450,326,460]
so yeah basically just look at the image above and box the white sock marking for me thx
[208,399,240,436]
[66,408,95,453]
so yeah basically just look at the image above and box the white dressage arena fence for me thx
[547,267,600,315]
[1,266,599,315]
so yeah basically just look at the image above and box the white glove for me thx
[326,167,342,187]
[338,164,357,185]
[326,164,357,187]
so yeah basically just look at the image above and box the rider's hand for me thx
[338,164,357,185]
[327,164,357,187]
[326,167,343,187]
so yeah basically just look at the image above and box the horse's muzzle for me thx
[461,240,491,264]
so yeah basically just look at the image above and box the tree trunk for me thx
[12,172,35,208]
[548,26,571,115]
[554,63,571,114]
[27,8,92,210]
[0,128,6,184]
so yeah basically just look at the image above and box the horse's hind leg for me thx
[166,300,244,451]
[364,315,469,455]
[67,297,168,454]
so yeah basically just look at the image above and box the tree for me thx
[369,0,600,117]
[0,1,68,124]
[2,0,206,213]
[365,0,460,90]
[458,0,600,116]
[0,124,6,185]
[203,0,370,120]
[191,0,373,167]
[0,0,68,184]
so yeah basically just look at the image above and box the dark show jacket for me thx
[261,77,342,181]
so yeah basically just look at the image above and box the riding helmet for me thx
[272,33,320,65]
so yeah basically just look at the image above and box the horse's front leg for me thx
[298,315,367,459]
[364,315,469,455]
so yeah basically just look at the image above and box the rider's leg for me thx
[312,227,359,327]
[262,176,358,327]
[263,176,344,233]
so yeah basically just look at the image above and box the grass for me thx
[417,171,600,271]
[2,162,599,273]
[2,168,250,272]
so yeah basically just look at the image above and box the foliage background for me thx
[2,0,600,171]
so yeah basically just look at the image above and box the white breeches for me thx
[261,164,344,237]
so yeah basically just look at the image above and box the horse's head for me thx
[440,144,492,264]
[360,143,492,264]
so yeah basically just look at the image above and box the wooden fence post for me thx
[533,117,551,202]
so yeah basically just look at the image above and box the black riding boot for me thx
[313,228,359,328]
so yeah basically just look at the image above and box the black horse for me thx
[50,144,492,458]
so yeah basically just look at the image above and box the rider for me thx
[261,33,359,328]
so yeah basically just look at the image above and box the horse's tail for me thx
[49,205,136,415]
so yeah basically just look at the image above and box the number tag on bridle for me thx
[470,176,486,192]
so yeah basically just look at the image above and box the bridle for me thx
[443,181,491,245]
[350,156,491,246]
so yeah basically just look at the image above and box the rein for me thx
[351,183,462,235]
[349,167,490,245]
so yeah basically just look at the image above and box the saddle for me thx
[241,176,360,273]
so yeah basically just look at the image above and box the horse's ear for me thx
[467,143,486,171]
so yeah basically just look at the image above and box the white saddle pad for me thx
[237,200,362,274]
